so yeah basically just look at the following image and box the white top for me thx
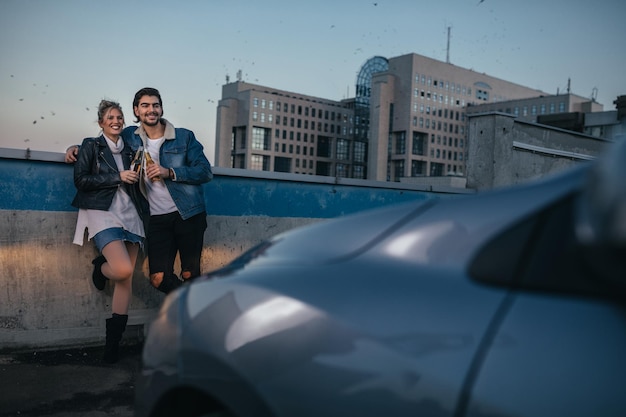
[73,136,145,246]
[144,136,177,215]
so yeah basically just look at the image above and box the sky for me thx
[1,0,624,161]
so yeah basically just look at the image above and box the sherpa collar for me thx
[134,118,176,143]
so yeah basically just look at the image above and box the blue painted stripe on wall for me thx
[0,159,76,212]
[0,158,444,218]
[207,176,434,217]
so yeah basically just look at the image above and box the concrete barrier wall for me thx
[467,113,606,190]
[0,149,466,351]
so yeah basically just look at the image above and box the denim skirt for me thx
[93,227,144,252]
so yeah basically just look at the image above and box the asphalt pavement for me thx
[0,342,142,417]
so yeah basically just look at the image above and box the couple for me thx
[68,87,213,363]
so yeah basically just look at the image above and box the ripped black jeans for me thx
[147,211,207,292]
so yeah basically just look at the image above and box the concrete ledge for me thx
[0,150,469,350]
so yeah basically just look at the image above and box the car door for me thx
[465,191,626,417]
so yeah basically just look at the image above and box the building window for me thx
[336,164,348,178]
[430,162,444,176]
[354,141,366,163]
[250,154,269,171]
[393,160,404,181]
[395,132,406,154]
[317,136,331,158]
[336,139,349,160]
[251,127,270,150]
[411,160,425,176]
[253,98,259,107]
[274,156,290,173]
[412,132,426,156]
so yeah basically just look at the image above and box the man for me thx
[67,87,213,294]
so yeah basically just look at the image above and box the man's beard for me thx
[142,114,160,127]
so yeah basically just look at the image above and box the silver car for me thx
[135,141,625,417]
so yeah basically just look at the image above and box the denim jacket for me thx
[122,119,213,220]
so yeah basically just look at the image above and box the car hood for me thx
[204,164,589,277]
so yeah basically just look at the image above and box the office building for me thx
[215,52,600,182]
[215,81,355,177]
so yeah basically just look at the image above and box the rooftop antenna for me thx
[567,77,571,94]
[446,26,451,64]
[236,69,242,82]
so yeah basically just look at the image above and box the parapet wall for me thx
[0,149,466,351]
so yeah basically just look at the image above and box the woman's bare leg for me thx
[101,241,139,315]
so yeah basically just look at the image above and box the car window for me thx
[470,192,619,299]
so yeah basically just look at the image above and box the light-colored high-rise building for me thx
[215,52,594,182]
[215,81,355,177]
[368,53,549,181]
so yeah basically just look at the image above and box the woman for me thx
[71,99,148,364]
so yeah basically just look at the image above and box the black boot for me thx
[103,313,128,364]
[92,255,108,291]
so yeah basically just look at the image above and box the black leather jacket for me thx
[71,136,148,220]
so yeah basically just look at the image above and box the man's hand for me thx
[145,162,168,181]
[65,146,79,163]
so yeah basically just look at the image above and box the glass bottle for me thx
[131,146,144,173]
[144,150,161,182]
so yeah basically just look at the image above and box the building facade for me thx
[215,81,356,177]
[368,53,553,181]
[465,92,603,124]
[215,52,608,183]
